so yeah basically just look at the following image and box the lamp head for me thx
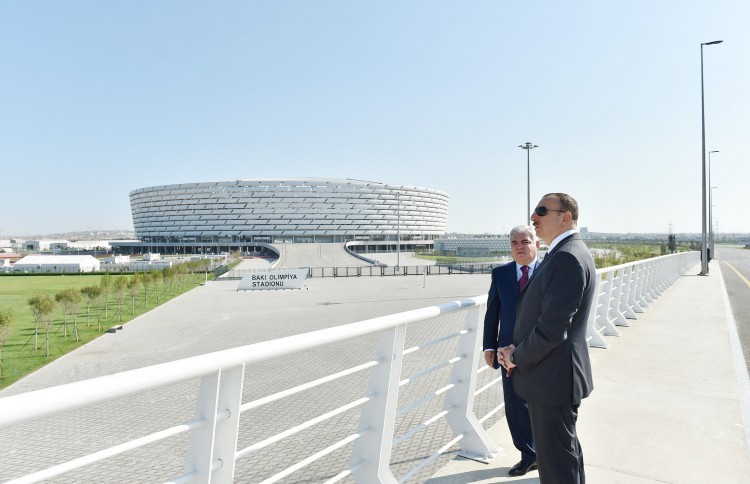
[702,40,723,45]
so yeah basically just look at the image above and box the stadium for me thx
[113,178,449,255]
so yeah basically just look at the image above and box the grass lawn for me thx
[0,273,206,390]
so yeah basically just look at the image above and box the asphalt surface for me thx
[716,247,750,374]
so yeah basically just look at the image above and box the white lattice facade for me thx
[129,178,449,245]
[434,237,511,257]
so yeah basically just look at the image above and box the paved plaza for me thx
[0,271,500,483]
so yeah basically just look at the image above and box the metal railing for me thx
[224,263,501,279]
[586,251,699,347]
[0,252,698,483]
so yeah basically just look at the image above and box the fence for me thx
[225,263,501,279]
[0,252,698,483]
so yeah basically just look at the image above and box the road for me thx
[716,246,750,373]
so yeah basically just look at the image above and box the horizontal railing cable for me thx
[259,433,363,484]
[8,417,208,484]
[474,374,502,397]
[402,329,469,357]
[396,383,455,418]
[399,356,463,387]
[236,397,370,460]
[241,360,379,412]
[392,409,452,448]
[397,433,465,483]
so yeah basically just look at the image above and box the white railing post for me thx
[632,263,649,310]
[210,364,245,483]
[349,325,406,483]
[621,265,639,318]
[443,306,499,461]
[649,260,661,298]
[641,262,655,304]
[184,370,222,483]
[609,269,630,327]
[598,272,620,337]
[586,275,608,348]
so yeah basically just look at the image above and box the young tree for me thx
[55,288,82,340]
[112,276,128,323]
[80,285,102,328]
[99,273,113,319]
[28,294,56,357]
[127,273,141,314]
[140,271,151,305]
[0,308,13,377]
[66,289,83,342]
[162,266,176,295]
[150,270,162,303]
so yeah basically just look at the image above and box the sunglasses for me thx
[534,206,567,217]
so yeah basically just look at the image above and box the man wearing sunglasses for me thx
[482,225,539,476]
[498,193,596,484]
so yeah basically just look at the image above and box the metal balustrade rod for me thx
[11,421,202,484]
[261,433,363,484]
[475,374,503,396]
[478,403,506,425]
[397,433,464,483]
[392,409,452,447]
[237,397,370,459]
[403,329,469,355]
[241,360,379,412]
[323,460,364,484]
[397,383,455,417]
[399,356,463,387]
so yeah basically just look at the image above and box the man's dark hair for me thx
[544,192,579,223]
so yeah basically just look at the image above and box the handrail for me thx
[0,251,699,483]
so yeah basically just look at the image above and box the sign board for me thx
[237,269,308,291]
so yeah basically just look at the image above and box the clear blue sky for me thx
[1,1,747,236]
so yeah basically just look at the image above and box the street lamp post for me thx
[708,150,719,258]
[396,192,401,269]
[710,186,718,255]
[699,40,722,275]
[519,142,539,222]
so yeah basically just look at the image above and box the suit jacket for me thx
[483,261,535,366]
[512,233,595,406]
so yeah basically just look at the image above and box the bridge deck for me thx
[428,262,750,483]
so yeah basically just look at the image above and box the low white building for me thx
[12,255,101,273]
[130,260,172,271]
[104,255,130,264]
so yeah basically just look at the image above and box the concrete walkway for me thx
[428,262,750,483]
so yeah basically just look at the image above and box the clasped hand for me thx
[497,344,516,376]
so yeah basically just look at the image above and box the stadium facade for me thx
[113,178,449,255]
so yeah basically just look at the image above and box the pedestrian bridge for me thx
[2,251,747,483]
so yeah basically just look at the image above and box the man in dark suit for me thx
[499,193,596,484]
[483,225,539,476]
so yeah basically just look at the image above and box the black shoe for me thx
[508,459,538,477]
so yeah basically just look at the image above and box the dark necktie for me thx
[519,265,529,291]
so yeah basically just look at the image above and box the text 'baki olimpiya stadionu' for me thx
[113,178,449,255]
